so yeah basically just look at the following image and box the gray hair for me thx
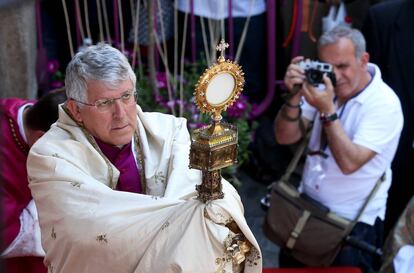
[318,26,366,59]
[65,43,136,102]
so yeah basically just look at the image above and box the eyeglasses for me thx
[72,91,137,112]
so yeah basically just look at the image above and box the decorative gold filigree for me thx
[154,171,166,184]
[215,256,229,273]
[161,221,170,231]
[194,39,245,120]
[96,234,108,243]
[8,118,28,154]
[245,246,261,267]
[215,231,250,273]
[226,233,251,265]
[70,182,82,188]
[52,153,61,158]
[204,205,234,226]
[196,170,224,203]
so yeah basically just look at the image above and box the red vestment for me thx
[0,98,46,273]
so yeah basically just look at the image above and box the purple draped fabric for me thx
[95,138,142,194]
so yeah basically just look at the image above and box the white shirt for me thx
[394,245,414,273]
[301,63,404,225]
[175,0,266,20]
[17,102,32,143]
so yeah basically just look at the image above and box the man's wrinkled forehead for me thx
[86,79,134,99]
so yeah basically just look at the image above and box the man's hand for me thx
[302,73,336,114]
[275,56,310,145]
[284,56,306,101]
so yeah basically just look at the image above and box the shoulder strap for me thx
[350,172,386,226]
[341,172,387,238]
[280,120,312,183]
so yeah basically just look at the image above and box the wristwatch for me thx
[320,112,338,126]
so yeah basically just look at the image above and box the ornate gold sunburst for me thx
[194,40,245,119]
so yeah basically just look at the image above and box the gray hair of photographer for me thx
[318,26,366,59]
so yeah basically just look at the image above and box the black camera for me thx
[298,60,336,86]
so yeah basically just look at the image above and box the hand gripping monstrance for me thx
[189,39,245,203]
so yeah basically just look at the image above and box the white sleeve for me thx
[394,245,414,273]
[1,199,45,258]
[301,98,317,122]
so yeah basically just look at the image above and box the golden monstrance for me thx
[189,39,245,203]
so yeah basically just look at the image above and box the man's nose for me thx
[113,99,126,117]
[332,68,340,82]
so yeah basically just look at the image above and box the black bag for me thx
[263,129,385,266]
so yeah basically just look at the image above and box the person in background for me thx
[380,195,414,273]
[362,0,414,238]
[26,43,261,273]
[1,88,67,273]
[175,0,266,103]
[274,26,403,273]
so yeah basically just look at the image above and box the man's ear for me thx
[66,99,83,123]
[360,52,370,67]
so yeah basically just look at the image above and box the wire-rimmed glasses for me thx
[71,91,137,112]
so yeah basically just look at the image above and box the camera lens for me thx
[306,69,323,85]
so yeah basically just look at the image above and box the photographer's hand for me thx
[275,56,309,145]
[284,56,306,103]
[302,73,336,114]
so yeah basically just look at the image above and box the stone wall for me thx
[0,0,37,99]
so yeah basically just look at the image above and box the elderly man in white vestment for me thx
[26,43,262,273]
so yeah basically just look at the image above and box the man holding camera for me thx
[274,26,403,272]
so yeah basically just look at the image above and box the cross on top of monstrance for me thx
[216,39,229,62]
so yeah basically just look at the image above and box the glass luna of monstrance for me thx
[189,39,245,203]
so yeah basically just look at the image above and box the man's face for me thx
[318,37,369,101]
[68,79,137,146]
